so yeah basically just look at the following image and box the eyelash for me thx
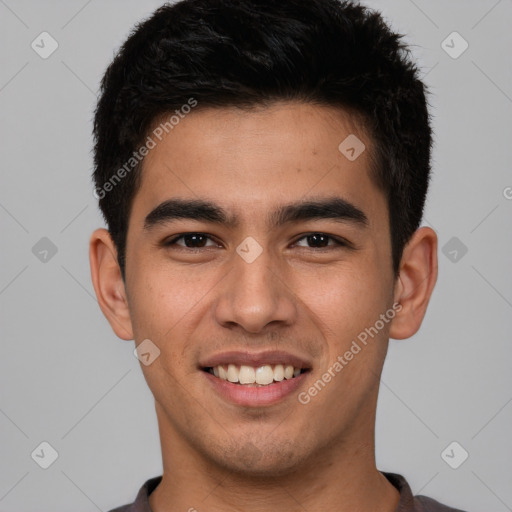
[163,232,350,250]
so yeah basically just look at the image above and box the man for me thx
[89,0,466,510]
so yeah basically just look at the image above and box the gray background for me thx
[1,0,511,511]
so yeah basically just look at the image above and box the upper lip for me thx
[199,350,312,370]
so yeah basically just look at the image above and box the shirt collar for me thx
[127,471,418,512]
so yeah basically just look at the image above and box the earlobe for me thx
[89,228,134,340]
[389,227,438,340]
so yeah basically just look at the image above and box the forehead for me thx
[131,102,385,228]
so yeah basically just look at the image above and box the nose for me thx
[213,245,297,334]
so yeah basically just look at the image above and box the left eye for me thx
[165,233,219,248]
[293,233,347,249]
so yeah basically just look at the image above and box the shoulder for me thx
[107,506,132,512]
[414,494,468,512]
[382,472,468,512]
[106,476,162,512]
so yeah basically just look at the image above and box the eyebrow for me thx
[143,197,368,231]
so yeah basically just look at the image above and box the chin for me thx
[210,438,309,479]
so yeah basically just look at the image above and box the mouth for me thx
[200,351,312,407]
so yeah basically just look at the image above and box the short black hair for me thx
[93,0,433,279]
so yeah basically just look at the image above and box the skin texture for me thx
[90,102,437,512]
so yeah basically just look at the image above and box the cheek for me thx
[128,270,199,393]
[127,262,221,381]
[126,264,195,341]
[296,263,391,352]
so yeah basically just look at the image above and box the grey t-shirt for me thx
[108,472,467,512]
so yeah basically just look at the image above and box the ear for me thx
[389,226,438,340]
[89,228,133,340]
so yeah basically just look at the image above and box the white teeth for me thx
[227,364,239,383]
[273,364,284,381]
[218,365,228,380]
[210,363,305,385]
[239,365,256,384]
[255,365,274,385]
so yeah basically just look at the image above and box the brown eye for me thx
[294,233,347,249]
[165,233,218,248]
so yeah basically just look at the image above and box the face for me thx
[101,102,405,475]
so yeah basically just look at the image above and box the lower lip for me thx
[203,370,309,407]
